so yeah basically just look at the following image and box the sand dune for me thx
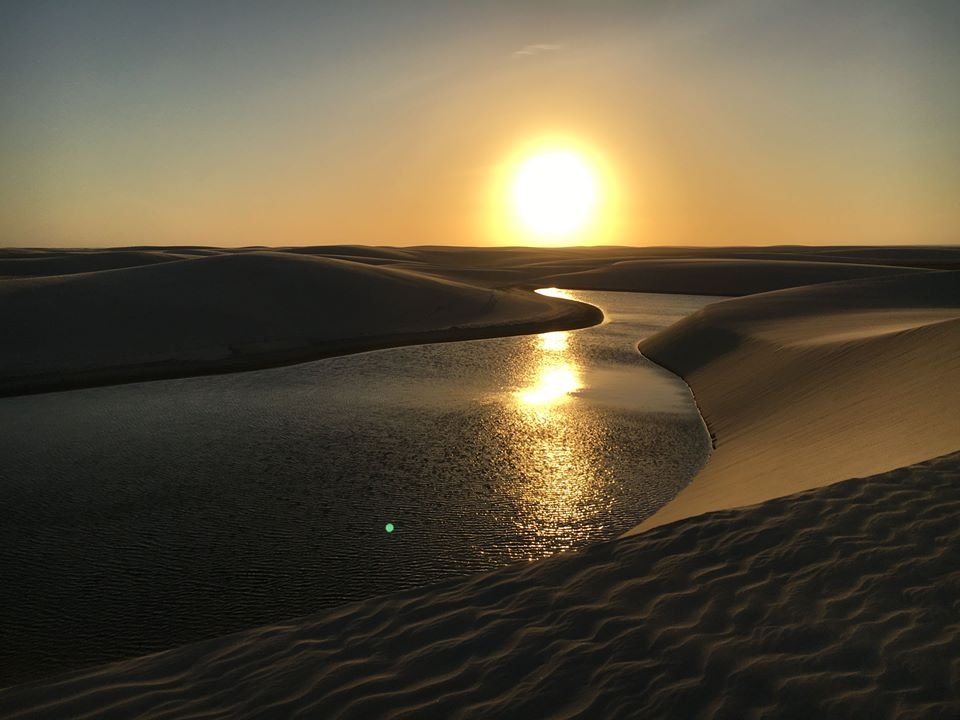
[0,250,180,277]
[816,246,960,268]
[280,244,419,261]
[2,451,957,718]
[0,251,600,395]
[628,270,960,534]
[539,258,928,295]
[3,243,944,286]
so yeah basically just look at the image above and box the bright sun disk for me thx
[511,149,599,239]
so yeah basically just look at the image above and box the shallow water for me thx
[0,290,716,685]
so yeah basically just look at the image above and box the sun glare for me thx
[492,137,617,246]
[511,150,598,239]
[517,364,581,407]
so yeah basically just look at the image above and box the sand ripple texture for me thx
[2,451,958,719]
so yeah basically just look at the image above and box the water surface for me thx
[0,290,716,684]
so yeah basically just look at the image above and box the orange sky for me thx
[1,1,958,247]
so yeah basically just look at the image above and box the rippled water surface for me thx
[0,290,716,685]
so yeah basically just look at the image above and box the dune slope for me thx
[629,270,960,534]
[0,251,601,395]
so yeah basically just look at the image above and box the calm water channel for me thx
[0,290,717,685]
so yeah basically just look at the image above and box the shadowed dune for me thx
[816,246,960,269]
[0,251,601,395]
[629,271,960,534]
[0,250,182,277]
[538,258,928,295]
[279,245,419,261]
[1,451,957,718]
[1,243,947,286]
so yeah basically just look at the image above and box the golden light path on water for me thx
[501,287,606,559]
[0,287,716,682]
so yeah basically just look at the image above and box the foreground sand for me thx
[1,451,957,718]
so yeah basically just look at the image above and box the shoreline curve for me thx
[626,270,960,535]
[0,295,603,398]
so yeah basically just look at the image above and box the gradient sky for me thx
[2,0,958,247]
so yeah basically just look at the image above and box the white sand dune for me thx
[628,270,960,534]
[538,258,929,295]
[1,451,957,718]
[0,251,600,395]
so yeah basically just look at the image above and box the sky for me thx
[1,0,958,248]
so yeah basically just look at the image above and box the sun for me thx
[489,135,620,246]
[511,149,599,240]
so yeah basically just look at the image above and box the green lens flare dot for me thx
[384,523,395,534]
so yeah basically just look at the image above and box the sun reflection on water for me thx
[501,306,608,560]
[540,330,568,352]
[534,287,575,300]
[515,363,580,408]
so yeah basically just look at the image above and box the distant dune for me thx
[279,244,419,261]
[0,251,600,395]
[0,250,181,278]
[628,270,960,533]
[6,243,946,394]
[538,258,929,295]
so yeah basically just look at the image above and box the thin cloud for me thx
[512,43,563,58]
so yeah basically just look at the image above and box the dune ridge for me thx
[628,270,960,534]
